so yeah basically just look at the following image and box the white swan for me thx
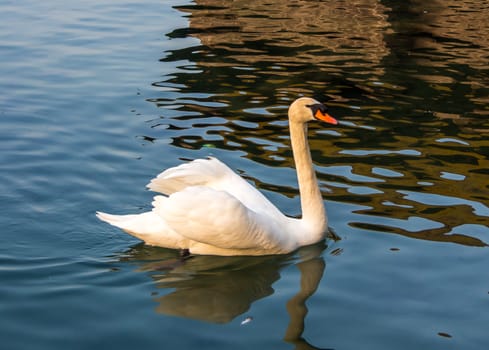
[96,97,337,256]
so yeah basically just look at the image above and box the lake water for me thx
[1,0,488,349]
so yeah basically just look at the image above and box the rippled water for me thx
[1,0,488,349]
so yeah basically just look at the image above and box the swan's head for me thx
[288,97,337,125]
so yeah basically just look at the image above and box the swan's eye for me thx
[307,103,328,115]
[307,104,338,125]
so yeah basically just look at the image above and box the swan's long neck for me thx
[289,120,327,236]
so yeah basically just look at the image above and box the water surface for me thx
[1,0,488,349]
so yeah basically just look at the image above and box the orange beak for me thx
[315,109,338,125]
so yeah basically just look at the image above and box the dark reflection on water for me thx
[120,242,327,349]
[143,0,489,247]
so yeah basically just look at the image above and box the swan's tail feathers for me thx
[96,211,186,249]
[96,211,132,227]
[96,211,157,240]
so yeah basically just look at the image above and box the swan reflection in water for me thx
[119,241,330,349]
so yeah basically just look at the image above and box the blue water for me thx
[1,0,488,349]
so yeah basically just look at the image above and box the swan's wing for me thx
[147,157,230,195]
[148,157,284,219]
[151,187,285,250]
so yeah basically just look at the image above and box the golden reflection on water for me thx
[146,0,489,247]
[177,0,391,72]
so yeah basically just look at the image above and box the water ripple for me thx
[2,0,489,349]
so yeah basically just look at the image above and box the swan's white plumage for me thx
[153,187,283,250]
[147,157,284,220]
[96,211,187,248]
[96,97,337,256]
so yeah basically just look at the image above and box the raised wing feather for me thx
[152,187,288,251]
[147,157,229,195]
[148,157,284,220]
